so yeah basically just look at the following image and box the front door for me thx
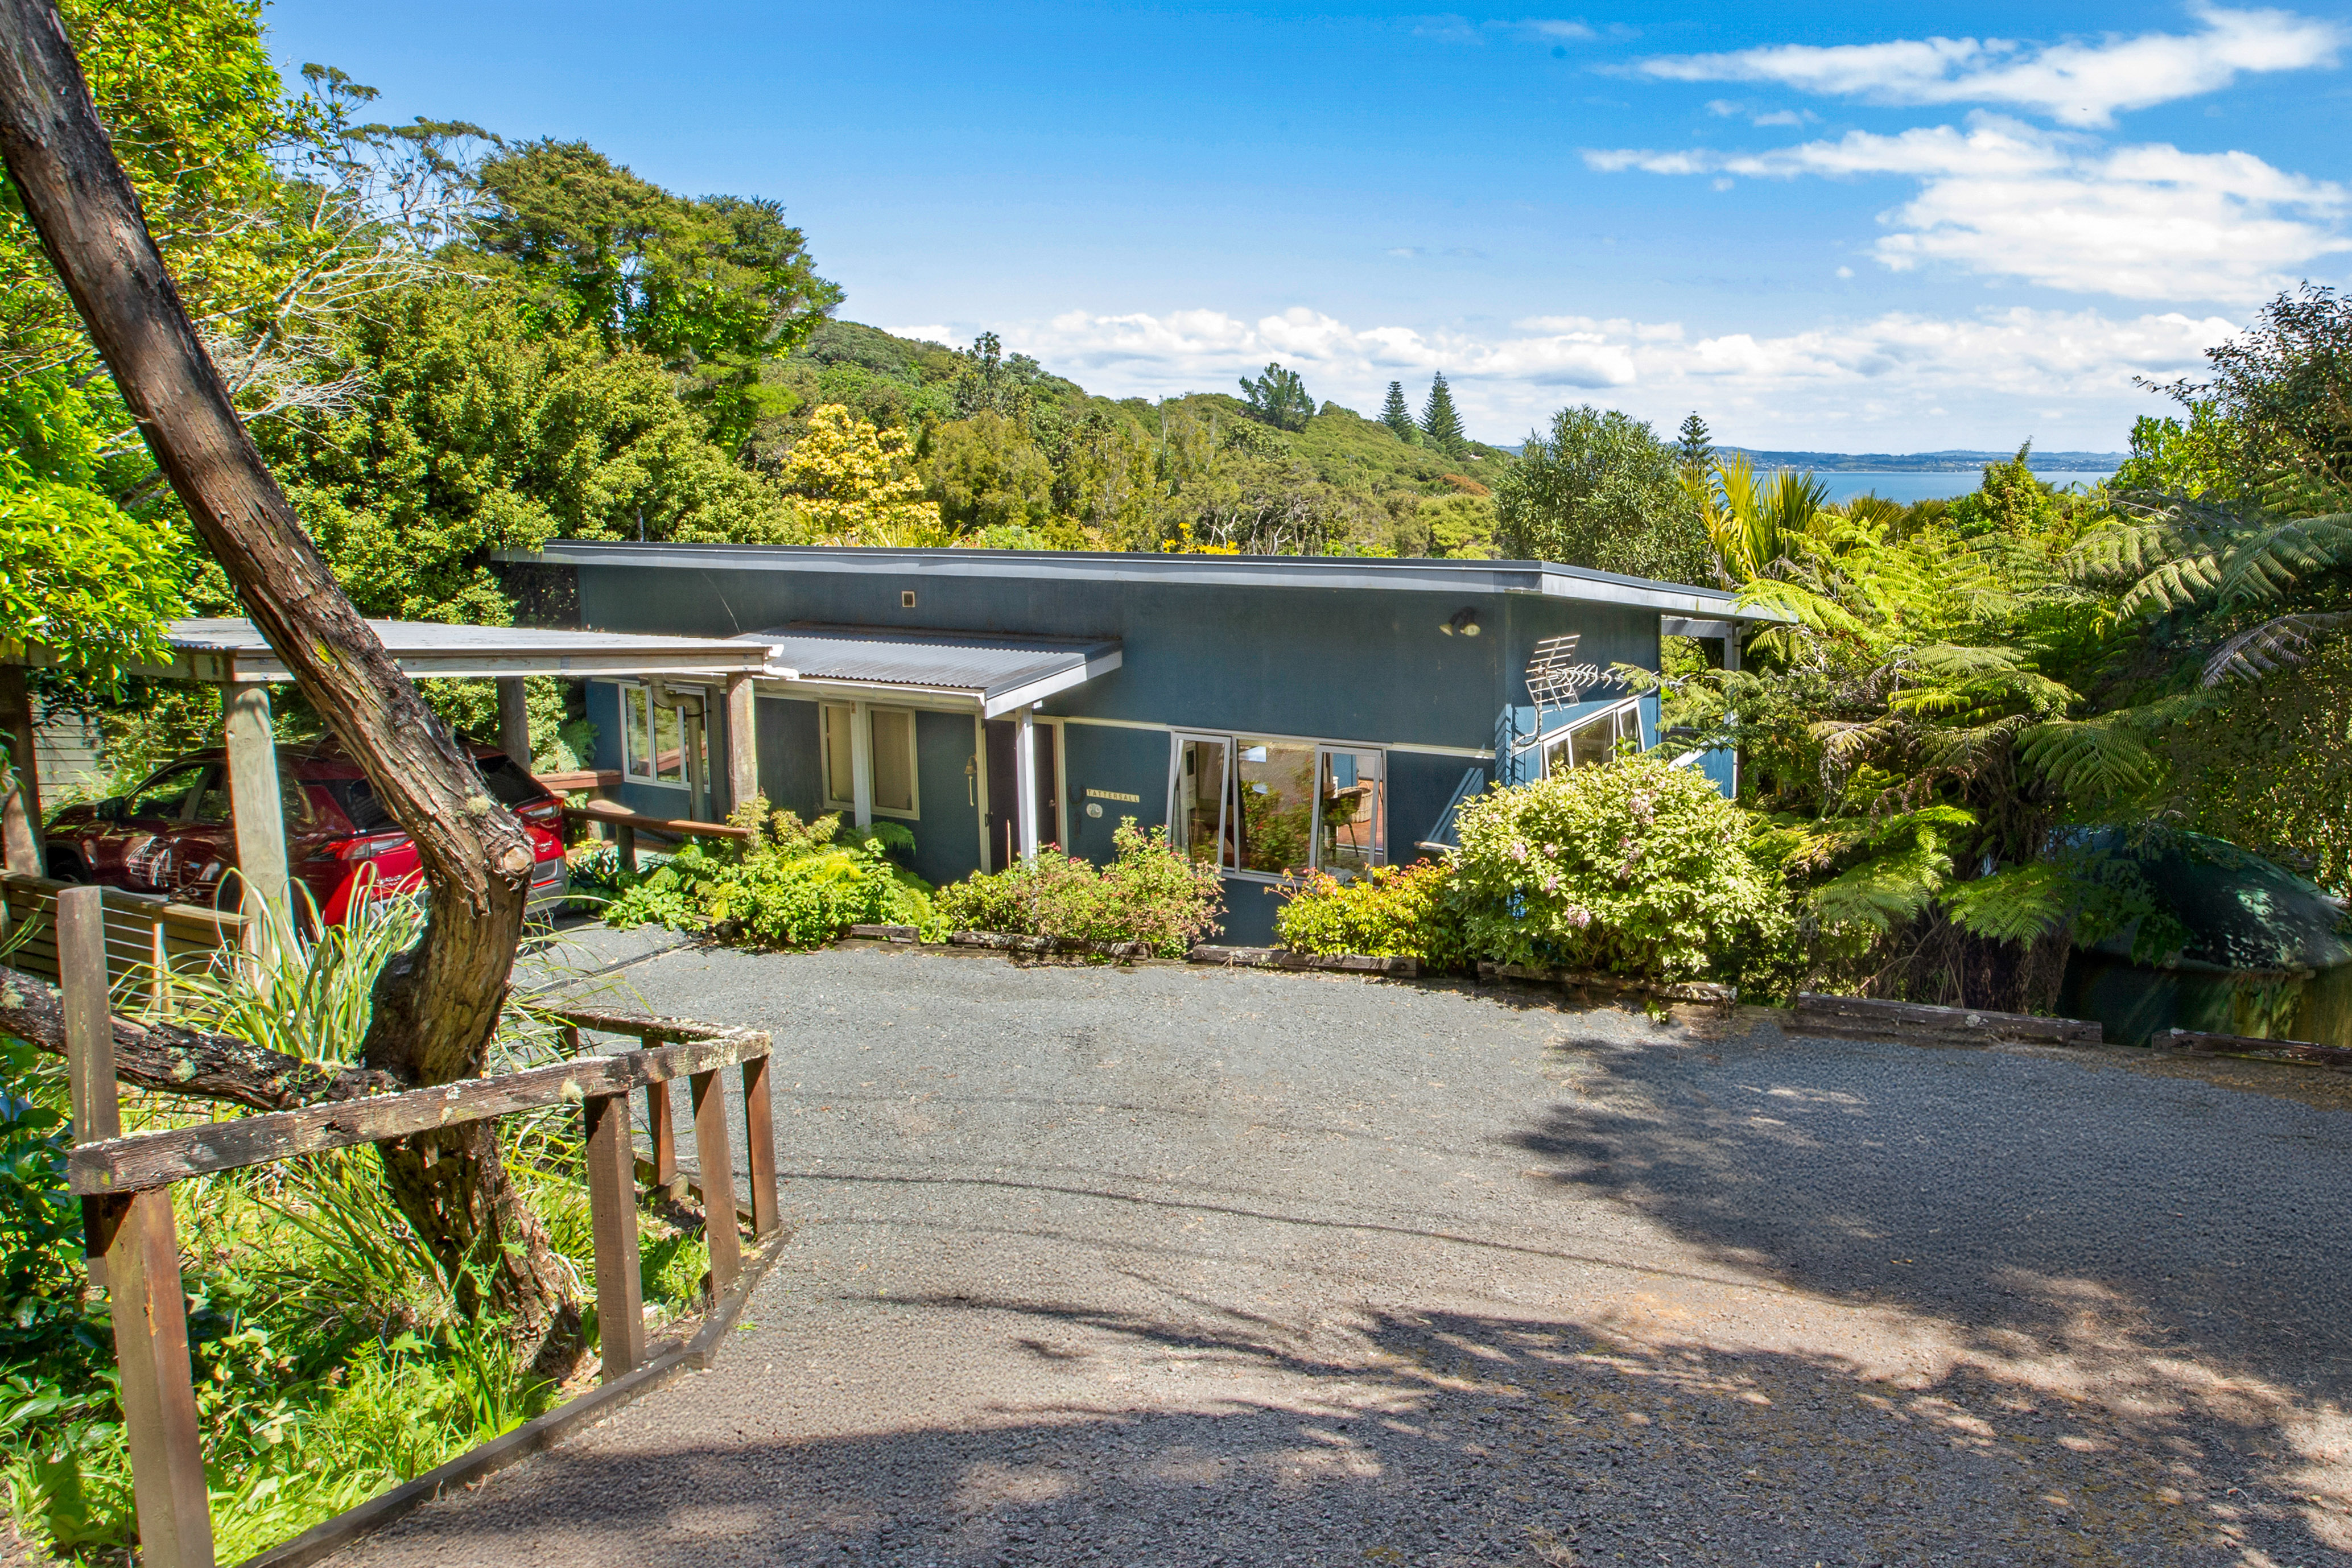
[981,719,1061,869]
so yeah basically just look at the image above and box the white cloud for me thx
[1010,301,2232,448]
[1635,6,2344,127]
[1584,115,2350,303]
[882,324,957,345]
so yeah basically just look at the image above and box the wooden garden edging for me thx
[1792,992,2102,1047]
[50,886,785,1568]
[1192,944,1420,977]
[2159,1028,2352,1073]
[1476,960,1727,1006]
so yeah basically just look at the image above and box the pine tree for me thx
[1676,412,1713,473]
[1420,373,1467,458]
[1380,380,1417,443]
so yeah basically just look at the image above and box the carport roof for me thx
[741,624,1123,718]
[10,618,779,684]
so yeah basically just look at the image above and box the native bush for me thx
[1449,756,1790,983]
[935,819,1223,955]
[1274,860,1463,965]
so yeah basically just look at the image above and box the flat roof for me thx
[746,624,1123,718]
[16,619,780,684]
[508,542,1789,621]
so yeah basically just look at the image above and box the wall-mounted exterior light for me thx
[1442,607,1482,637]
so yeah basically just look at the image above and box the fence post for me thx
[741,1050,779,1238]
[61,887,214,1568]
[690,1069,741,1295]
[581,1092,645,1381]
[641,1030,678,1195]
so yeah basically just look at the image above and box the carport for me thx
[1,619,777,926]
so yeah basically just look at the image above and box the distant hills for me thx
[1722,448,2125,474]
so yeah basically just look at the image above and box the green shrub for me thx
[1449,756,1790,983]
[595,799,936,948]
[1274,860,1463,964]
[935,819,1223,956]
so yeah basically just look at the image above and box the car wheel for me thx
[44,850,90,884]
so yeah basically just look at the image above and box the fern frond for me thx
[1943,863,2072,943]
[2018,716,2159,803]
[1810,841,1952,934]
[2199,611,2352,685]
[2211,512,2352,609]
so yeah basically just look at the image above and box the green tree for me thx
[470,139,840,447]
[1676,412,1713,474]
[1495,406,1708,582]
[924,411,1055,534]
[1419,372,1467,457]
[772,404,942,543]
[1240,362,1314,432]
[1380,380,1417,443]
[2110,406,2240,500]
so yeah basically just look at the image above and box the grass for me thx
[0,894,727,1563]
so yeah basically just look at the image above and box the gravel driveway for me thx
[345,942,2352,1567]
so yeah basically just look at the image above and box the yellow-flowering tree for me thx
[777,403,944,545]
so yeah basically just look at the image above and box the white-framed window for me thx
[1538,699,1643,778]
[820,702,921,820]
[1167,732,1384,880]
[619,681,694,789]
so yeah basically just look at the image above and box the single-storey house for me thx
[498,544,1779,943]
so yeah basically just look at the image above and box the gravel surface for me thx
[343,946,2352,1567]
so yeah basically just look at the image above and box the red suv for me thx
[44,742,570,923]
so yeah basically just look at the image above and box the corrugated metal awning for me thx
[738,624,1122,717]
[10,618,779,684]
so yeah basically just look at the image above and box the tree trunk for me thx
[0,0,565,1332]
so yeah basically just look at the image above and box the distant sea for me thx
[1816,470,2115,505]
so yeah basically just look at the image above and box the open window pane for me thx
[1171,737,1232,870]
[870,708,917,815]
[820,704,855,808]
[1319,748,1384,876]
[1235,741,1316,876]
[622,687,654,780]
[1569,713,1615,769]
[651,699,685,782]
[1616,705,1641,753]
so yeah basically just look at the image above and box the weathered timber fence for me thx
[1792,992,2102,1047]
[51,885,782,1568]
[1,870,242,1014]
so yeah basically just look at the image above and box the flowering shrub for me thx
[1274,860,1463,965]
[599,798,936,948]
[936,819,1224,956]
[1449,756,1788,983]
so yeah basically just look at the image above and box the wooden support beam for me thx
[221,683,288,946]
[495,676,530,766]
[582,1092,645,1383]
[645,1075,678,1190]
[724,672,757,818]
[681,703,708,824]
[741,1052,779,1237]
[70,1029,773,1195]
[691,1069,741,1295]
[61,889,212,1567]
[1,663,43,877]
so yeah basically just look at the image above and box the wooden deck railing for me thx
[1,870,242,1012]
[51,885,781,1568]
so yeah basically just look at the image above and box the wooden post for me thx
[1,662,43,877]
[681,702,707,824]
[690,1069,741,1295]
[61,888,214,1568]
[641,1030,677,1192]
[741,1052,779,1238]
[581,1092,644,1382]
[221,683,288,949]
[724,672,757,819]
[496,676,530,766]
[1014,705,1039,862]
[148,905,168,1019]
[616,821,637,876]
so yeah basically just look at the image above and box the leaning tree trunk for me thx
[0,0,568,1334]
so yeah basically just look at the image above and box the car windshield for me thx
[320,753,546,835]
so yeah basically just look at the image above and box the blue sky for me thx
[261,1,2352,451]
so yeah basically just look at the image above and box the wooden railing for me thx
[1,871,242,1012]
[50,885,781,1568]
[564,799,750,874]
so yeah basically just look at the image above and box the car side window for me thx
[193,769,317,830]
[125,764,208,823]
[192,770,232,825]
